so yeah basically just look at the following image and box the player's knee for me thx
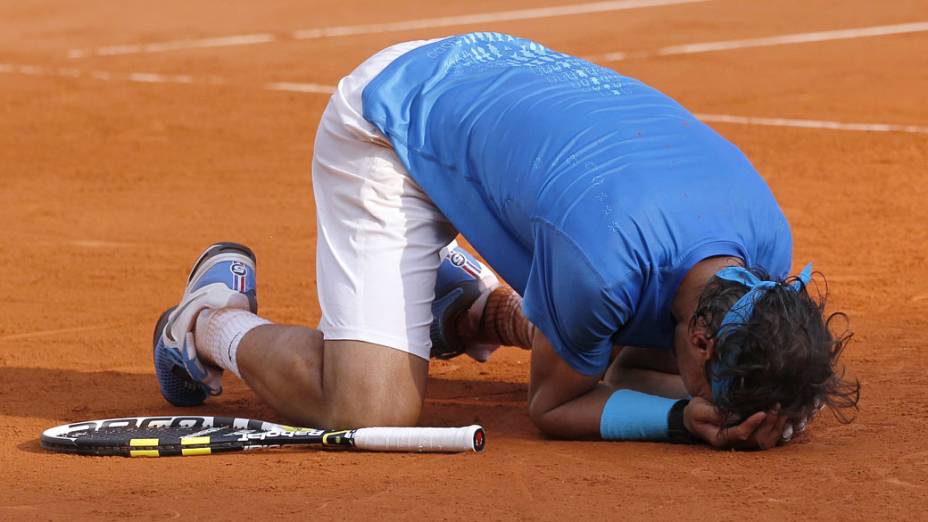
[328,393,422,428]
[317,340,429,428]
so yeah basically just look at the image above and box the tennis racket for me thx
[40,416,485,457]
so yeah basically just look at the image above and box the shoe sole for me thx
[430,281,481,359]
[153,304,208,406]
[153,306,175,349]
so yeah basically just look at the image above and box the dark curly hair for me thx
[691,266,860,426]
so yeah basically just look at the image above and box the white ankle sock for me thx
[195,308,270,378]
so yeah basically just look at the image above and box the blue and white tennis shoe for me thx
[152,242,257,406]
[430,242,499,361]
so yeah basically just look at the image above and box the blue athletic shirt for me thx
[362,33,792,376]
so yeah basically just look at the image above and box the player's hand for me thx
[735,404,789,450]
[683,397,784,450]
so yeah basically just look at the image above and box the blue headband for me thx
[709,263,813,401]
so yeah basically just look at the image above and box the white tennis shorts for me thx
[312,39,455,360]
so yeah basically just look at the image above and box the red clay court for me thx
[1,0,926,519]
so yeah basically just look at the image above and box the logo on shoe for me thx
[230,262,248,292]
[229,262,248,276]
[449,252,467,267]
[449,250,482,277]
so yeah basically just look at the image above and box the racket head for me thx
[40,416,294,457]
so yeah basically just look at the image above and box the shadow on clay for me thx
[2,367,535,454]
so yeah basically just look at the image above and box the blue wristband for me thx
[599,389,677,441]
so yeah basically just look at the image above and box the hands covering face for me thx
[683,397,819,450]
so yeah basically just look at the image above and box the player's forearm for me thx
[529,332,693,442]
[530,381,691,442]
[528,383,613,439]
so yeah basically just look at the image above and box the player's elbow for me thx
[528,406,553,436]
[528,399,569,439]
[529,390,602,440]
[529,409,573,439]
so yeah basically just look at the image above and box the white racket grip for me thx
[353,425,485,453]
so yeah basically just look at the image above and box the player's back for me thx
[363,32,784,284]
[363,32,791,367]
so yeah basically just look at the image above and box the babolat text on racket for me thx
[40,416,485,457]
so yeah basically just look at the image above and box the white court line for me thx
[0,64,222,87]
[129,72,173,83]
[70,34,279,59]
[132,34,277,54]
[266,82,336,94]
[0,323,121,342]
[0,60,268,91]
[66,0,709,58]
[0,62,205,84]
[2,64,926,135]
[16,65,45,75]
[289,0,705,38]
[696,114,928,134]
[591,21,928,61]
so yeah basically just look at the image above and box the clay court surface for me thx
[2,0,927,519]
